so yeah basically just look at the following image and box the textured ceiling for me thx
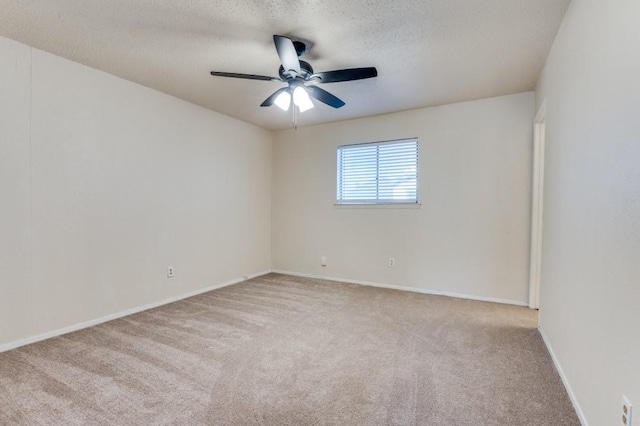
[0,0,570,130]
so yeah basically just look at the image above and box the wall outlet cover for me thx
[623,395,633,426]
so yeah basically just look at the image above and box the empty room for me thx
[1,0,638,425]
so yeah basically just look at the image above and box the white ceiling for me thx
[0,0,570,130]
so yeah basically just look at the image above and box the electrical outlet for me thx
[167,266,174,278]
[321,256,327,266]
[622,395,633,425]
[388,257,395,267]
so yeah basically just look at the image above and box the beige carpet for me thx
[0,273,579,425]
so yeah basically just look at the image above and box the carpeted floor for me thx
[0,273,579,425]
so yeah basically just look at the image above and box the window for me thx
[336,138,418,204]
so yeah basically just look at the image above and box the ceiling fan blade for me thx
[314,67,378,83]
[260,87,288,107]
[273,35,301,76]
[210,71,281,82]
[306,86,345,108]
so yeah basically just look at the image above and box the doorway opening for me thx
[529,101,546,310]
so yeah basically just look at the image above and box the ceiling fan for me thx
[210,35,378,113]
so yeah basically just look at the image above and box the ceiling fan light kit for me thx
[274,90,292,111]
[271,82,314,112]
[293,85,314,112]
[210,35,377,127]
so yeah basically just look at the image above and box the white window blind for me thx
[337,138,418,204]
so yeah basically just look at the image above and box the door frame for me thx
[529,100,546,310]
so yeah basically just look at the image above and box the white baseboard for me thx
[271,269,528,307]
[0,270,271,354]
[538,325,587,425]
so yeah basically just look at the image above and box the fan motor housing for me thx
[279,60,314,80]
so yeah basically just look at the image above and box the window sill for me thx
[334,203,422,209]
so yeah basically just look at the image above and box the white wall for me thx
[272,92,534,305]
[0,37,31,345]
[535,1,640,424]
[0,36,272,348]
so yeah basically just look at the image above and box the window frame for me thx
[335,137,419,206]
